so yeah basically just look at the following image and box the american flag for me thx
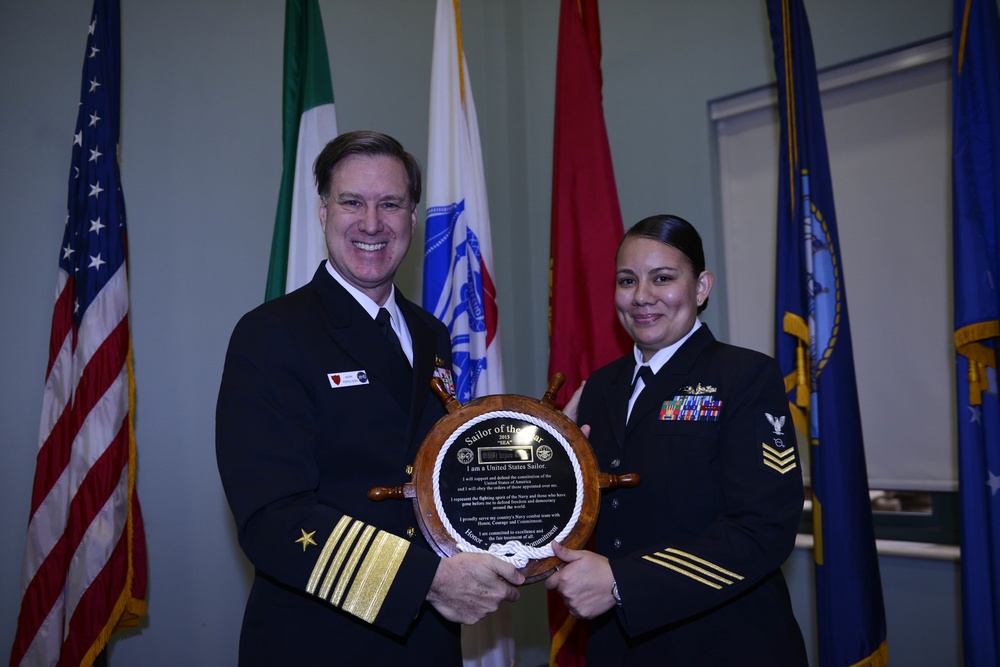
[9,1,148,665]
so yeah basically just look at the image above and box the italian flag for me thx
[266,0,337,300]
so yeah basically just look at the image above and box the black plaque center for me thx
[436,415,579,552]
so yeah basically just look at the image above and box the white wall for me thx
[1,2,959,665]
[715,41,956,491]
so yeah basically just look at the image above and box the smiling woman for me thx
[548,214,808,666]
[613,216,714,362]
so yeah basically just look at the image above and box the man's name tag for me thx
[327,370,369,388]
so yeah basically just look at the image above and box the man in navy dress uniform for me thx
[216,131,523,666]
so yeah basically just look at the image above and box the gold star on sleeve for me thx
[295,529,318,551]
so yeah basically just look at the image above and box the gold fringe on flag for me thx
[955,320,998,405]
[783,312,810,408]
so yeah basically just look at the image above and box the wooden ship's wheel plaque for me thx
[370,373,639,583]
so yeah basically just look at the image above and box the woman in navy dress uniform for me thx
[547,215,808,666]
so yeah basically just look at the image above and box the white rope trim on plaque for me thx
[432,410,584,568]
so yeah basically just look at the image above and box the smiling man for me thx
[316,135,419,306]
[216,131,523,666]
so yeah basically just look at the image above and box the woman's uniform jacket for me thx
[216,264,460,666]
[578,324,808,666]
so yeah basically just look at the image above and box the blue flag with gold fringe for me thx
[765,1,888,664]
[953,1,1000,664]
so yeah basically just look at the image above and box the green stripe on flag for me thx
[267,0,335,301]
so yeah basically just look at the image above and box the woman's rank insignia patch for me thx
[758,410,797,474]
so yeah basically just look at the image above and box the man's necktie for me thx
[375,308,410,369]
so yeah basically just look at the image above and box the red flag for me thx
[10,2,147,665]
[547,0,630,663]
[547,0,631,409]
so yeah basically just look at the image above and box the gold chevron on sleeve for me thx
[643,547,745,590]
[306,515,353,595]
[342,530,410,624]
[762,442,798,474]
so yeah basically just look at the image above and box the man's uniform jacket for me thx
[216,264,459,665]
[578,325,808,666]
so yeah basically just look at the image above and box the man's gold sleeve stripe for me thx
[306,515,352,595]
[320,520,366,601]
[302,517,412,624]
[330,525,376,606]
[342,531,410,624]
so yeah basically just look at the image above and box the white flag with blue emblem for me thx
[423,2,511,666]
[423,0,504,403]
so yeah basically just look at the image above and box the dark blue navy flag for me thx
[765,0,887,665]
[953,1,1000,665]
